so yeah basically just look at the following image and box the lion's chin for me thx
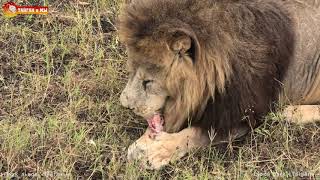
[147,113,164,134]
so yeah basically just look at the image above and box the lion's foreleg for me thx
[282,105,320,124]
[127,127,209,169]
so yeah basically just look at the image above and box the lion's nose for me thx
[120,92,136,110]
[120,92,129,107]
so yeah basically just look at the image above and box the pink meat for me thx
[147,114,164,134]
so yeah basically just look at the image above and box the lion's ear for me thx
[168,28,200,62]
[171,35,192,54]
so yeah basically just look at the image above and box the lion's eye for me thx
[142,80,153,90]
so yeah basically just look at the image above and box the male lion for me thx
[118,0,320,169]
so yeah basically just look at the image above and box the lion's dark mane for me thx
[119,0,295,137]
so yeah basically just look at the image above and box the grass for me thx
[0,0,319,179]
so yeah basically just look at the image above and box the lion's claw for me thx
[127,131,187,170]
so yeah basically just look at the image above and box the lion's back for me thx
[281,0,320,104]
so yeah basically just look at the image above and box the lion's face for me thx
[119,29,208,132]
[120,66,169,119]
[120,48,170,120]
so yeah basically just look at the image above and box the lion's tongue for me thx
[147,114,164,133]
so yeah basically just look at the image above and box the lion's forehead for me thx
[126,40,173,64]
[127,55,168,76]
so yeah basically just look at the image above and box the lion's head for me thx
[118,0,233,133]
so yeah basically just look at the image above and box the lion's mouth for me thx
[147,113,164,134]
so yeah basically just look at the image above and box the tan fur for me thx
[127,127,209,169]
[283,105,320,124]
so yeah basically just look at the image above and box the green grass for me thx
[0,0,319,179]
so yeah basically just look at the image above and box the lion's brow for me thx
[144,63,163,73]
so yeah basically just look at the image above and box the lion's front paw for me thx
[127,131,187,170]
